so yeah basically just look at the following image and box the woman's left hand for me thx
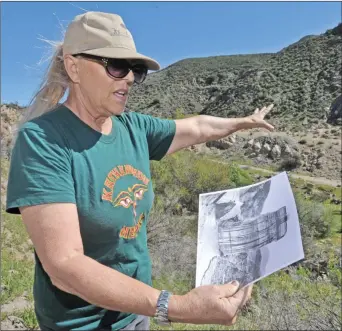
[245,104,275,131]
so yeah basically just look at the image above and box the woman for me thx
[6,11,274,331]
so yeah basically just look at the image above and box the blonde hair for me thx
[18,41,70,127]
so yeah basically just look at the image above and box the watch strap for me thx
[154,290,172,326]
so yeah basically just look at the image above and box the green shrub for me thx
[205,76,215,85]
[296,197,331,240]
[151,151,252,213]
[278,153,301,171]
[173,108,185,119]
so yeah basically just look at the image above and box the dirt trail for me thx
[208,158,341,187]
[237,164,341,187]
[1,296,34,330]
[1,296,32,314]
[1,316,28,330]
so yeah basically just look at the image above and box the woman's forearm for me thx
[49,254,161,317]
[195,114,255,143]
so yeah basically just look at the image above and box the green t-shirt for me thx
[6,105,176,330]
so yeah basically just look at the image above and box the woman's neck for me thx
[63,94,113,135]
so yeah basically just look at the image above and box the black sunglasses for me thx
[75,53,148,84]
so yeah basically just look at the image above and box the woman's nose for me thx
[124,70,134,86]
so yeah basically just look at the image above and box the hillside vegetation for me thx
[127,24,341,131]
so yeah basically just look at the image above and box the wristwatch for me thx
[154,290,172,326]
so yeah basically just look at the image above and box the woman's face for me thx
[73,56,135,117]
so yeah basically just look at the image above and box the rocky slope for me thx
[127,24,342,131]
[189,129,341,182]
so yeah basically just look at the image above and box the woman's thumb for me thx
[222,280,240,298]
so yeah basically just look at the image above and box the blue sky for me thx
[1,1,340,106]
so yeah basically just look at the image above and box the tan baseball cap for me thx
[63,11,160,71]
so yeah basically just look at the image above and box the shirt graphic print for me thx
[101,164,150,239]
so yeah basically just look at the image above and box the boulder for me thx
[261,143,271,154]
[283,144,293,157]
[271,145,281,159]
[253,141,262,152]
[229,134,236,144]
[247,139,254,147]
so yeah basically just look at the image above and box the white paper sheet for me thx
[196,171,304,288]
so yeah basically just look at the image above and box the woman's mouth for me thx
[113,90,128,103]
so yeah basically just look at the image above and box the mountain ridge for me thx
[126,23,341,131]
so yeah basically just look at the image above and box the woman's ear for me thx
[63,55,80,83]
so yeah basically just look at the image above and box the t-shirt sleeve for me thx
[6,127,76,214]
[133,112,176,161]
